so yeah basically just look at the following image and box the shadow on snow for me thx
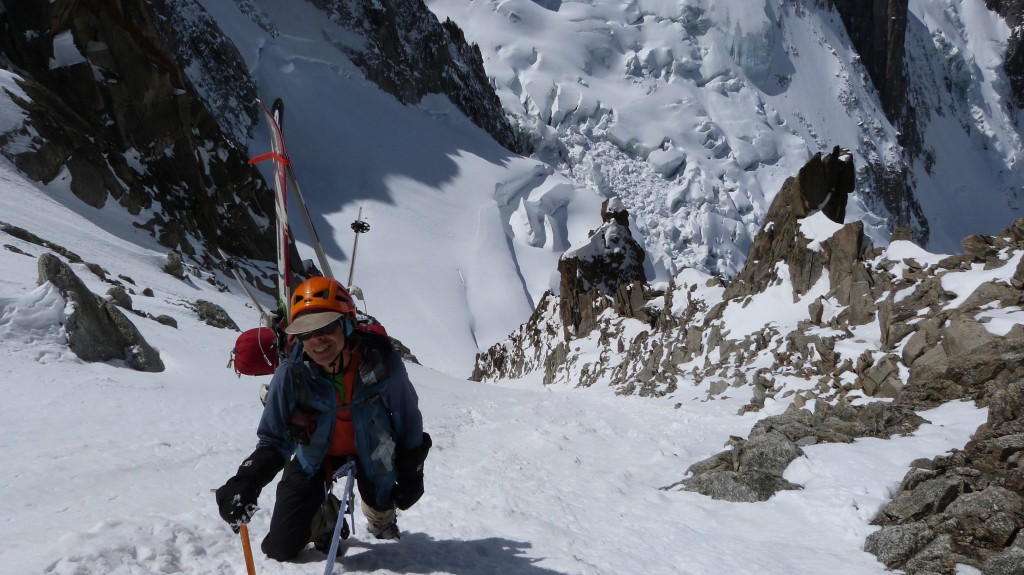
[309,533,570,574]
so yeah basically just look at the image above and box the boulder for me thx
[191,299,239,331]
[37,253,163,372]
[982,533,1024,575]
[874,475,966,524]
[864,522,935,569]
[164,252,186,280]
[677,470,803,503]
[859,354,904,398]
[106,286,133,310]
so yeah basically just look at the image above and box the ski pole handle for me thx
[240,523,257,575]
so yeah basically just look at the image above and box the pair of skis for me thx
[222,97,373,329]
[229,98,334,328]
[257,99,336,310]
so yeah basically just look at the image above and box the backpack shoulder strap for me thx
[355,333,393,387]
[288,359,313,412]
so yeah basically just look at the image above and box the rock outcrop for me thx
[674,401,928,503]
[472,196,652,385]
[865,337,1024,573]
[37,253,164,372]
[722,146,857,302]
[557,197,647,338]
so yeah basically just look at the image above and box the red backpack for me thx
[229,326,281,376]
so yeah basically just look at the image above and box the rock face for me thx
[145,0,260,143]
[985,0,1024,109]
[865,339,1024,574]
[833,0,933,246]
[309,0,520,153]
[823,0,1024,253]
[37,253,164,372]
[828,0,909,120]
[473,146,1024,572]
[0,0,274,263]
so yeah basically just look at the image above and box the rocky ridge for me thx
[473,147,1024,573]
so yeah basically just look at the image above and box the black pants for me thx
[261,456,381,561]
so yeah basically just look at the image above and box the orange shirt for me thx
[327,348,361,456]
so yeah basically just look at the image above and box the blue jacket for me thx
[256,333,424,509]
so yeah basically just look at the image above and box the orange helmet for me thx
[289,276,357,322]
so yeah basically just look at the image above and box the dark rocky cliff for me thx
[823,0,1023,248]
[311,0,521,153]
[0,0,274,263]
[823,0,928,244]
[828,0,910,121]
[985,0,1024,109]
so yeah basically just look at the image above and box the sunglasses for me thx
[297,322,341,341]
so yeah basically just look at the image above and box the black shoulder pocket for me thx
[287,407,317,445]
[287,360,318,445]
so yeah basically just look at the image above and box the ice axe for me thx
[239,523,257,575]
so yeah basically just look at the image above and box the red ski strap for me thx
[248,151,290,165]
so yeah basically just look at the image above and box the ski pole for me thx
[347,207,370,288]
[217,248,269,316]
[287,165,335,279]
[240,523,257,575]
[323,460,358,575]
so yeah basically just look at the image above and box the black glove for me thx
[215,448,285,531]
[216,477,260,532]
[393,432,431,511]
